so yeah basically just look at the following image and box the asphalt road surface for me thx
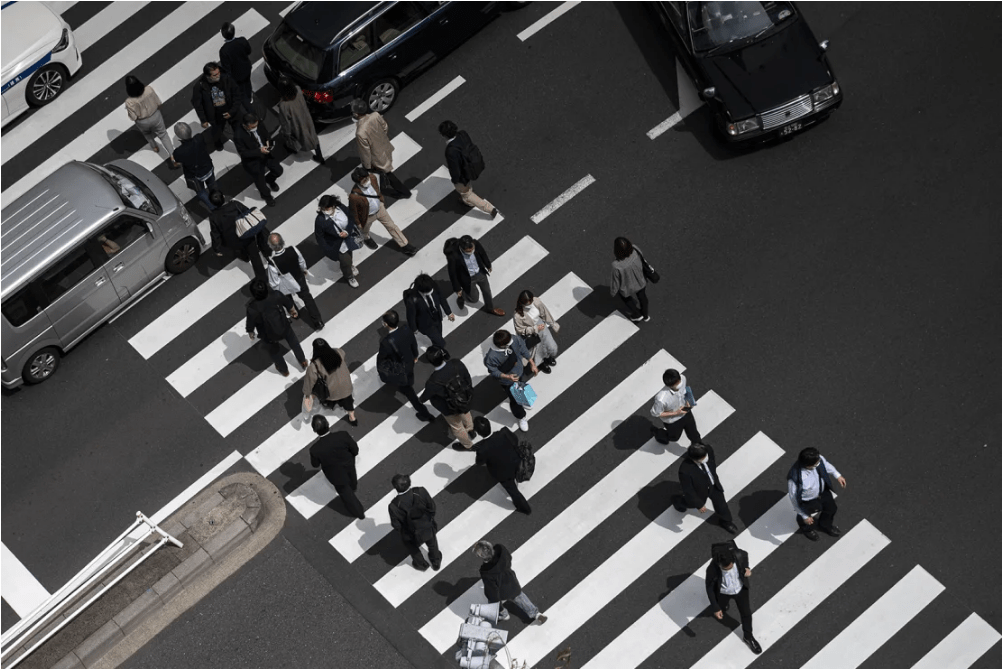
[2,2,999,668]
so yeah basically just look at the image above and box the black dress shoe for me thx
[347,417,358,427]
[412,560,430,572]
[363,237,379,250]
[721,521,739,535]
[268,181,280,192]
[400,244,418,256]
[451,443,470,451]
[821,525,842,537]
[539,365,552,374]
[803,528,820,542]
[744,636,762,655]
[265,197,277,208]
[671,497,687,513]
[545,357,557,367]
[490,207,500,219]
[416,413,435,423]
[214,141,225,152]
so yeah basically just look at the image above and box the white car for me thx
[1,1,82,128]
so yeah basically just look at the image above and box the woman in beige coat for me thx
[513,290,560,374]
[124,75,178,168]
[302,339,357,425]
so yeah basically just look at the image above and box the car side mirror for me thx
[700,86,716,101]
[819,39,829,51]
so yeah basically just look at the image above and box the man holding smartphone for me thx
[650,368,706,446]
[236,112,284,207]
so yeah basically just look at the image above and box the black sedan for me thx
[655,1,842,142]
[263,1,499,122]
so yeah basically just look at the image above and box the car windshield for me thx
[688,1,796,53]
[271,23,327,81]
[89,164,161,216]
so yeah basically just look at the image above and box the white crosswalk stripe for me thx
[4,9,995,663]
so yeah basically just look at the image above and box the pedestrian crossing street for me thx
[2,3,1000,667]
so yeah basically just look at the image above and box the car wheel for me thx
[27,64,68,107]
[23,347,60,385]
[365,78,399,114]
[165,237,201,274]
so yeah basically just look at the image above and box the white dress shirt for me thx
[650,374,688,424]
[719,564,742,596]
[361,181,380,215]
[787,455,842,519]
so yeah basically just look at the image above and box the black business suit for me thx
[235,119,284,203]
[310,432,364,519]
[446,240,496,310]
[219,36,253,103]
[405,286,453,350]
[476,428,531,515]
[675,444,734,526]
[377,326,433,420]
[705,544,754,638]
[388,486,441,569]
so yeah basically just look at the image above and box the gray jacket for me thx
[483,336,531,386]
[610,246,647,298]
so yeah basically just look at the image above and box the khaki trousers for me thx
[363,202,408,247]
[454,183,493,215]
[443,411,474,448]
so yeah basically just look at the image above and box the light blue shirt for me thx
[462,250,480,277]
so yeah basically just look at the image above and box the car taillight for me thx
[303,89,333,104]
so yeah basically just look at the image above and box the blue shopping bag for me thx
[509,382,537,408]
[684,385,697,407]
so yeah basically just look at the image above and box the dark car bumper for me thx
[719,93,843,144]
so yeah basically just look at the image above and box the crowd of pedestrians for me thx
[122,30,853,652]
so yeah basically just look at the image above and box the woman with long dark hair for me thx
[124,75,178,168]
[513,289,560,374]
[610,236,649,322]
[276,75,324,164]
[303,338,357,425]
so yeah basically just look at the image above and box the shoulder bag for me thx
[634,247,660,284]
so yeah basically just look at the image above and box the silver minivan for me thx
[1,160,204,388]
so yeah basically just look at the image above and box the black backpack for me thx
[443,237,459,258]
[515,440,536,482]
[461,140,485,181]
[435,366,473,415]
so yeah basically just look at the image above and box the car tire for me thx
[23,347,60,385]
[165,237,201,274]
[364,78,400,114]
[26,64,68,108]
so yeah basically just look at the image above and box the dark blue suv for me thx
[263,1,499,122]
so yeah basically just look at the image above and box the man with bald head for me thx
[266,232,324,330]
[173,122,216,211]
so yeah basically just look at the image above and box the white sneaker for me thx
[518,419,529,432]
[352,266,359,277]
[348,277,360,288]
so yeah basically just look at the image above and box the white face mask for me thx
[697,456,709,465]
[323,209,334,216]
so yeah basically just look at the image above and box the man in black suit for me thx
[310,415,364,519]
[421,346,475,450]
[473,417,531,514]
[388,473,441,571]
[439,119,499,218]
[446,235,505,316]
[377,310,434,422]
[191,62,243,152]
[406,273,455,351]
[266,232,323,330]
[219,22,253,105]
[706,541,762,655]
[673,443,739,534]
[235,112,284,207]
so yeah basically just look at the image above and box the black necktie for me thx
[426,294,439,320]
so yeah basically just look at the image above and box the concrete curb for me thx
[47,472,285,669]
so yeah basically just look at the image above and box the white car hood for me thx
[1,2,63,81]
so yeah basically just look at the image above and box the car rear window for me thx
[272,23,328,81]
[2,287,44,328]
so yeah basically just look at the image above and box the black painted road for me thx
[2,3,999,668]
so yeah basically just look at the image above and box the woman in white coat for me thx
[512,290,560,374]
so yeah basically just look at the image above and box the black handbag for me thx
[310,364,330,401]
[635,248,660,284]
[377,336,408,382]
[523,332,542,349]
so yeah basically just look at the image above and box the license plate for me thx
[780,122,802,136]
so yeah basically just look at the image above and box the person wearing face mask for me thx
[651,369,706,446]
[673,443,739,534]
[512,289,559,375]
[484,330,539,433]
[706,541,762,655]
[349,167,418,256]
[405,273,454,351]
[191,61,243,152]
[445,235,505,316]
[314,194,361,289]
[788,447,847,542]
[235,112,284,207]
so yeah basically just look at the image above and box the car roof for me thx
[283,1,383,48]
[1,1,62,75]
[0,162,123,301]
